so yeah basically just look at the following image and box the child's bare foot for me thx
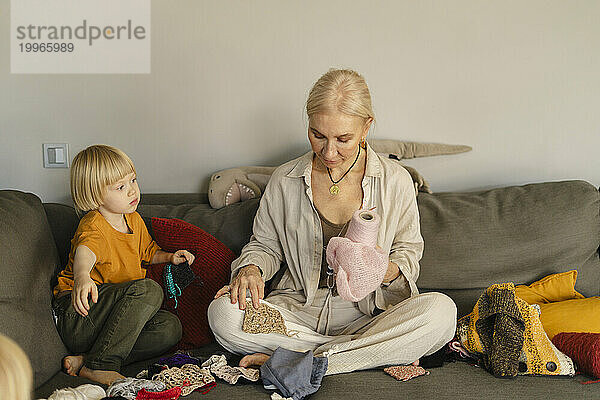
[78,366,125,386]
[62,355,84,376]
[239,352,270,368]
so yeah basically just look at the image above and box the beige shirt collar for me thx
[285,143,382,181]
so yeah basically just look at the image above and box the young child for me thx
[0,335,32,400]
[53,144,194,386]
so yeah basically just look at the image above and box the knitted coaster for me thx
[201,354,228,370]
[135,387,182,400]
[152,364,215,396]
[201,354,260,384]
[384,365,430,381]
[242,302,295,336]
[213,364,260,384]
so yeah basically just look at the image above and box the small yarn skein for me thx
[344,210,380,247]
[552,332,600,381]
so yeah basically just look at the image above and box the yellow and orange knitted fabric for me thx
[456,283,574,378]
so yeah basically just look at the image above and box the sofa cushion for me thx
[514,270,585,305]
[138,199,259,256]
[417,180,600,317]
[145,217,235,349]
[0,190,67,387]
[538,297,600,340]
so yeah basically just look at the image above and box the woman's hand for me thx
[214,264,264,310]
[72,274,98,317]
[170,250,195,265]
[382,260,400,284]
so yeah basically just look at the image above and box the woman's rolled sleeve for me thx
[230,179,284,282]
[375,171,424,310]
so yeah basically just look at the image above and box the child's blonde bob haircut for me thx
[0,334,33,400]
[70,145,136,212]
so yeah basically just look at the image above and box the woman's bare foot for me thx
[62,355,84,376]
[239,352,270,368]
[78,366,125,386]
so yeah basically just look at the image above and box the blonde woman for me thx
[208,69,456,374]
[0,335,32,400]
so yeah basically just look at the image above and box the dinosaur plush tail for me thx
[370,140,472,160]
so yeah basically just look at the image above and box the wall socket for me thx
[43,143,69,168]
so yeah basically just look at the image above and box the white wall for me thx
[1,0,599,204]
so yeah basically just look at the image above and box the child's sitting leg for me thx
[54,279,181,385]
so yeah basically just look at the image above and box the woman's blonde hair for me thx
[0,335,32,400]
[70,145,136,212]
[306,68,375,125]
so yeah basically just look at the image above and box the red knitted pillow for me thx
[552,332,600,380]
[146,218,235,349]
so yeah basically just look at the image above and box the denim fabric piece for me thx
[260,347,328,400]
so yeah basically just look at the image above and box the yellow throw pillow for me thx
[514,270,584,305]
[539,297,600,340]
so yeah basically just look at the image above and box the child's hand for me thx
[170,250,195,266]
[72,274,98,317]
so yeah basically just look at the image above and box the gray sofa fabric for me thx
[1,181,598,399]
[418,180,600,316]
[0,191,67,387]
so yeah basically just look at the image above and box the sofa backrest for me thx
[44,199,260,268]
[417,180,600,316]
[44,180,600,318]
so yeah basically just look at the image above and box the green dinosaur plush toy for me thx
[208,140,471,209]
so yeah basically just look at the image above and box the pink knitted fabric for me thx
[326,237,388,302]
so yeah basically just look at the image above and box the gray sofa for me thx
[1,180,599,399]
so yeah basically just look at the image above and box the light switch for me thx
[55,147,65,163]
[43,143,69,168]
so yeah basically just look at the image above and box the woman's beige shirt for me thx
[231,144,424,316]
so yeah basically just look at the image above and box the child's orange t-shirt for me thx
[53,210,161,296]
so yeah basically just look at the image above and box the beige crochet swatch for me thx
[202,354,260,384]
[152,364,215,396]
[242,302,296,337]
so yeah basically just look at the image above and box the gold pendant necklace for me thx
[326,146,361,196]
